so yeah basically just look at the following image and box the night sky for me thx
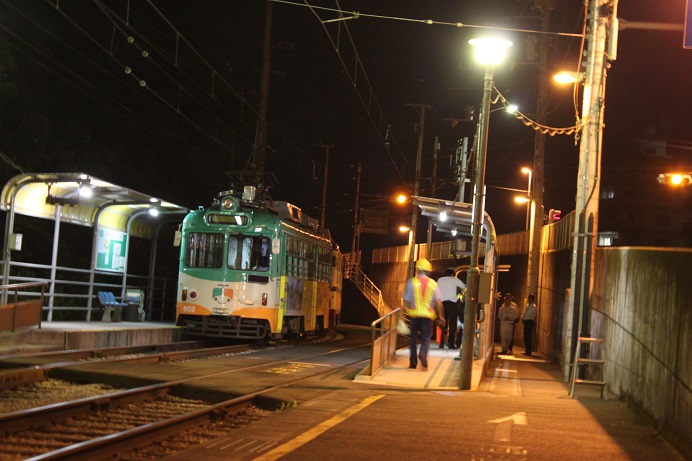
[0,0,690,252]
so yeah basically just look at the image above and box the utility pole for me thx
[255,0,273,185]
[564,0,615,380]
[314,142,333,229]
[405,103,432,277]
[427,137,440,248]
[350,162,362,271]
[528,0,553,317]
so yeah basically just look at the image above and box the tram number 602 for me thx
[183,306,196,313]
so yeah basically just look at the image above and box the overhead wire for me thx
[274,0,585,38]
[0,4,218,169]
[303,0,408,183]
[5,0,320,180]
[493,85,587,136]
[92,0,318,171]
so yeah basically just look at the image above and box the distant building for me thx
[599,138,691,247]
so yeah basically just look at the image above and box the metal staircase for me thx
[344,263,391,317]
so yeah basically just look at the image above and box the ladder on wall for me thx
[569,337,606,399]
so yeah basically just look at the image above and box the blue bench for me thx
[98,291,127,322]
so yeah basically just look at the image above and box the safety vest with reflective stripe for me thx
[409,276,437,319]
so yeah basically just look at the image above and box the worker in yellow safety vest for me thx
[402,258,444,371]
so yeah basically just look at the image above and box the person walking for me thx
[437,268,465,350]
[498,293,518,355]
[522,294,537,356]
[403,258,443,371]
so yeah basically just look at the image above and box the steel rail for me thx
[26,345,371,461]
[0,342,252,390]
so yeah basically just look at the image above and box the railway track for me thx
[0,341,255,390]
[0,331,371,460]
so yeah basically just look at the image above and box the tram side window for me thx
[228,235,270,271]
[185,233,224,268]
[316,246,332,282]
[285,235,316,279]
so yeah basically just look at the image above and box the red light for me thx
[262,293,268,306]
[181,288,187,301]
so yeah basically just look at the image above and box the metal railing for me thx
[366,308,402,377]
[0,261,175,322]
[345,263,390,316]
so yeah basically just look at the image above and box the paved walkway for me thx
[354,344,485,390]
[2,323,685,460]
[164,346,686,461]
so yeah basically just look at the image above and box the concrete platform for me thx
[0,321,181,354]
[354,345,486,390]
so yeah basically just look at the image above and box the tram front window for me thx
[228,235,270,271]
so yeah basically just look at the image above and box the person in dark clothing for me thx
[522,294,537,356]
[436,268,465,349]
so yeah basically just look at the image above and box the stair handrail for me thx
[345,263,389,316]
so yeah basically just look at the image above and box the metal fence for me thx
[0,260,175,322]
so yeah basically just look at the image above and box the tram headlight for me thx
[262,293,268,306]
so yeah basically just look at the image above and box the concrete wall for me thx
[535,249,572,363]
[591,247,692,452]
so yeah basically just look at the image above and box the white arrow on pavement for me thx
[490,412,528,443]
[489,412,528,425]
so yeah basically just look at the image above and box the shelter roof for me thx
[0,173,188,239]
[413,196,496,245]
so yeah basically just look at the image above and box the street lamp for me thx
[521,167,532,231]
[657,172,692,187]
[460,36,512,391]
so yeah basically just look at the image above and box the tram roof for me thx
[0,172,188,239]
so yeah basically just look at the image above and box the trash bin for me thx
[124,289,145,322]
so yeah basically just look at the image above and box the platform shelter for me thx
[0,172,188,323]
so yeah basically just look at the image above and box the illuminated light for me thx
[548,209,562,223]
[468,38,513,65]
[514,196,530,204]
[506,104,518,114]
[657,172,692,187]
[395,194,408,204]
[79,184,92,198]
[451,229,457,237]
[399,225,411,233]
[262,293,268,306]
[521,167,532,175]
[440,210,448,222]
[553,71,583,84]
[149,197,158,203]
[149,207,159,217]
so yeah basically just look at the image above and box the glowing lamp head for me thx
[468,38,513,65]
